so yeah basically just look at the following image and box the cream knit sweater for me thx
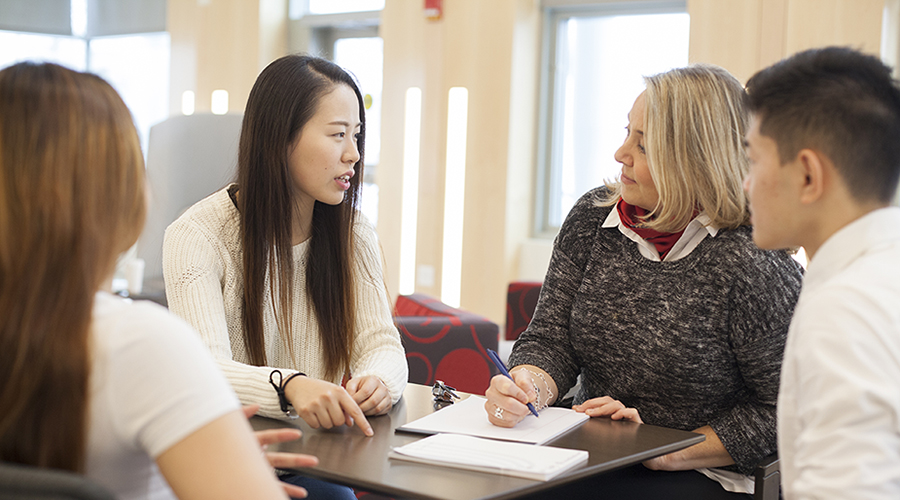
[163,185,408,419]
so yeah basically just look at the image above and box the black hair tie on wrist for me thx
[269,369,306,418]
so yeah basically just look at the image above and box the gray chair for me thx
[754,454,780,500]
[135,113,243,305]
[0,462,114,500]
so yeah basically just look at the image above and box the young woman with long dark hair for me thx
[163,54,406,435]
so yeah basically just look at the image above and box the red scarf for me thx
[616,199,687,259]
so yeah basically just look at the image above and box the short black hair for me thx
[745,46,900,203]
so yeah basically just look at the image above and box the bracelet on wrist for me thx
[524,369,554,409]
[269,369,306,419]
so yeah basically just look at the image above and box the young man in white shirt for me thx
[743,47,900,499]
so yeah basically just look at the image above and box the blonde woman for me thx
[0,62,309,500]
[485,65,803,499]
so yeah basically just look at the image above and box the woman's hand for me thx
[573,398,670,470]
[572,400,735,471]
[573,396,644,423]
[283,376,373,436]
[243,405,319,498]
[484,370,538,428]
[345,375,392,416]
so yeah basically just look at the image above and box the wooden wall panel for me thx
[784,0,883,56]
[168,0,287,115]
[688,0,885,84]
[688,0,763,83]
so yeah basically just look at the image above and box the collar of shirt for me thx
[803,206,900,292]
[603,207,719,262]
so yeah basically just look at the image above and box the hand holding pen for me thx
[484,349,540,427]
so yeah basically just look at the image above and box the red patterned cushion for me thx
[395,293,466,317]
[394,294,499,395]
[505,282,542,341]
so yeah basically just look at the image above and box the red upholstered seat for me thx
[505,281,542,341]
[394,293,499,395]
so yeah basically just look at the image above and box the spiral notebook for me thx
[396,395,589,445]
[389,433,589,481]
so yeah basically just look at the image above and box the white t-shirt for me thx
[779,207,900,499]
[84,292,240,500]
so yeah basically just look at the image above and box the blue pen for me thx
[486,348,540,418]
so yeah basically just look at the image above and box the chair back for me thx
[505,281,542,341]
[0,461,114,500]
[137,113,243,287]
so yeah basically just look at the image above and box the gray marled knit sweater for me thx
[509,187,803,473]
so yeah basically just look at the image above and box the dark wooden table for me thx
[251,383,704,499]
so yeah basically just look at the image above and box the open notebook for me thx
[389,433,589,481]
[396,395,589,445]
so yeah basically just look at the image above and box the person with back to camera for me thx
[744,46,900,499]
[485,64,804,499]
[0,61,319,500]
[163,54,407,497]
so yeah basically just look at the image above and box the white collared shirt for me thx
[602,208,720,262]
[779,207,900,499]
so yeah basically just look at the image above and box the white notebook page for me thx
[396,395,589,445]
[389,433,589,481]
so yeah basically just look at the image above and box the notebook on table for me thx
[389,433,589,481]
[396,395,589,445]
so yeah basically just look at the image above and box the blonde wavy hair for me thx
[602,64,750,233]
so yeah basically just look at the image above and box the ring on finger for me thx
[493,405,504,420]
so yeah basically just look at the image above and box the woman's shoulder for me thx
[554,186,616,244]
[351,211,380,248]
[577,185,616,215]
[350,211,384,267]
[91,292,233,388]
[92,292,203,349]
[90,294,225,393]
[541,186,621,265]
[710,226,804,278]
[557,186,615,228]
[89,292,239,461]
[166,185,239,245]
[173,185,236,225]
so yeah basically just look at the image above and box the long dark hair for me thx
[237,54,365,379]
[0,62,146,471]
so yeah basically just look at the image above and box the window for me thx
[290,0,383,223]
[307,0,384,15]
[537,1,689,235]
[0,27,169,157]
[0,31,87,70]
[85,33,170,152]
[333,36,383,223]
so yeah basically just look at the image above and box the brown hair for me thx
[0,62,146,471]
[602,64,751,232]
[237,54,364,379]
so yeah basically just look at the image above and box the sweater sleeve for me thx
[508,190,606,397]
[348,218,408,404]
[163,215,295,419]
[708,248,802,473]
